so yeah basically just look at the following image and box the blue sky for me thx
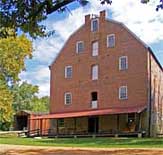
[19,0,163,97]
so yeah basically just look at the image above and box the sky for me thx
[19,0,163,97]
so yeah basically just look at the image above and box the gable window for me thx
[65,66,72,78]
[64,92,72,105]
[91,65,98,80]
[92,41,99,56]
[119,56,128,70]
[76,41,84,53]
[119,86,128,100]
[91,19,99,32]
[107,34,115,48]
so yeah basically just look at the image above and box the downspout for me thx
[148,48,152,137]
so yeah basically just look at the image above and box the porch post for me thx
[44,119,46,135]
[40,119,43,136]
[74,117,77,134]
[56,119,59,135]
[117,114,120,132]
[138,113,141,131]
[94,117,97,134]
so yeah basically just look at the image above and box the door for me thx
[88,117,99,133]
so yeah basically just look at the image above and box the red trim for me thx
[31,105,146,120]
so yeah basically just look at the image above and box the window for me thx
[91,19,99,32]
[119,56,128,70]
[64,92,72,105]
[65,66,72,78]
[92,41,99,56]
[119,86,128,100]
[91,92,98,101]
[92,65,98,80]
[107,34,115,48]
[76,41,84,53]
[58,118,64,127]
[91,92,98,109]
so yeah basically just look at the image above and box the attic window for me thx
[91,19,99,32]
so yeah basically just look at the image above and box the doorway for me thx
[16,115,28,130]
[88,117,99,133]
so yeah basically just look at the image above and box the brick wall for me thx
[50,11,148,114]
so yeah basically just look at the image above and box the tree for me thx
[32,96,49,113]
[11,81,49,113]
[0,0,112,38]
[11,81,39,112]
[0,35,32,83]
[0,79,13,130]
[0,34,32,130]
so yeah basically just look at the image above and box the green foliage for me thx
[0,35,32,82]
[0,80,13,130]
[0,0,90,38]
[11,82,49,113]
[11,82,39,112]
[0,34,32,130]
[32,96,49,113]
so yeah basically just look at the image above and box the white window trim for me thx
[92,65,98,80]
[64,92,72,105]
[107,34,115,48]
[91,18,99,32]
[119,56,128,70]
[92,41,99,56]
[65,66,72,78]
[119,86,128,100]
[76,41,84,53]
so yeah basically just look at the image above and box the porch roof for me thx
[31,105,146,120]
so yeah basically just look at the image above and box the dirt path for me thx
[0,144,163,155]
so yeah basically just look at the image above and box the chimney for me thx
[85,14,90,25]
[100,10,106,21]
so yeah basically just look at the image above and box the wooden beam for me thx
[117,114,119,131]
[56,119,59,134]
[74,117,77,134]
[40,119,43,136]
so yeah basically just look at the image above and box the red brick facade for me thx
[29,11,162,137]
[50,11,149,114]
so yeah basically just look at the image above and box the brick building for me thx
[30,11,163,137]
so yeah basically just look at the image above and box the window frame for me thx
[119,56,128,71]
[119,86,128,100]
[91,18,99,32]
[76,41,84,53]
[92,41,99,56]
[58,118,64,127]
[91,64,99,80]
[65,66,72,78]
[107,34,115,48]
[64,92,72,105]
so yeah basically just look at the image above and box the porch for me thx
[29,106,147,137]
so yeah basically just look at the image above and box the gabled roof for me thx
[50,24,84,67]
[50,16,162,72]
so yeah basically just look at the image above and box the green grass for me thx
[0,137,163,148]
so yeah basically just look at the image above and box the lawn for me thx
[0,137,163,148]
